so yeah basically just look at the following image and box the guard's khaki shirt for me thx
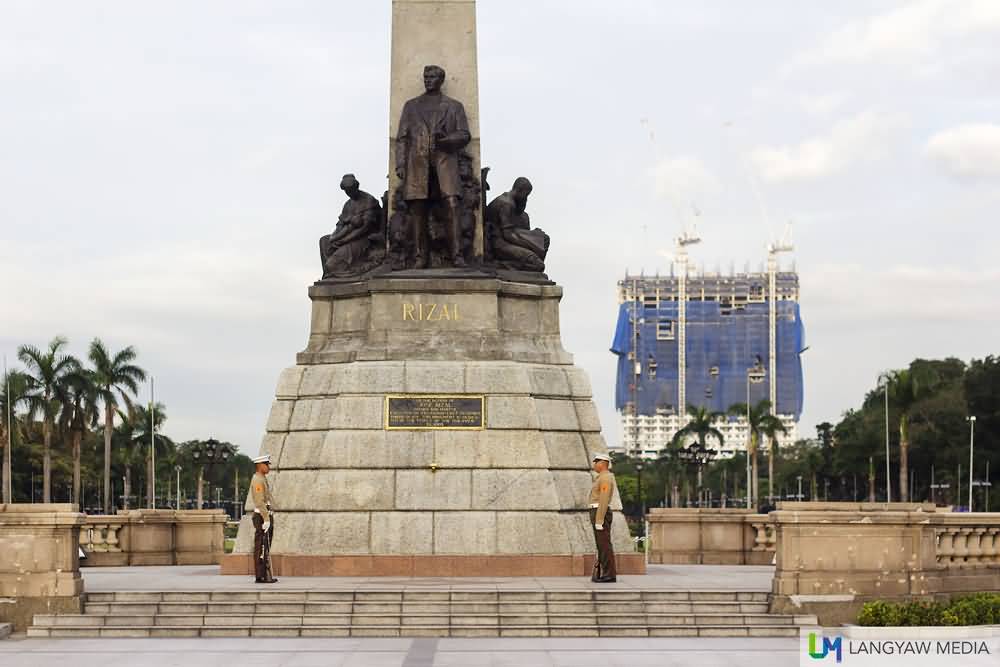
[589,470,616,525]
[250,472,274,522]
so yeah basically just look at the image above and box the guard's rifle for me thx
[263,508,275,580]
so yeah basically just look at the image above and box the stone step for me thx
[79,600,770,617]
[36,611,811,628]
[83,590,770,604]
[26,623,804,639]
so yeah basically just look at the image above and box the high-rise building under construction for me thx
[610,266,805,459]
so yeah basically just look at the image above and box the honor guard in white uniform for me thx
[249,454,277,583]
[589,454,618,582]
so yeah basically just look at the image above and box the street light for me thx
[636,461,645,536]
[678,441,718,507]
[968,416,976,511]
[746,362,766,508]
[189,438,232,509]
[175,465,182,510]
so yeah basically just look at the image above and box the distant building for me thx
[610,268,804,459]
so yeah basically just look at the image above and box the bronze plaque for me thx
[385,394,485,430]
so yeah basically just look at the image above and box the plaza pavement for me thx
[1,636,800,666]
[3,565,799,666]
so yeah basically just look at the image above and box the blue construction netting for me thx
[610,300,805,418]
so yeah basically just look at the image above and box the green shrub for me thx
[858,593,1000,626]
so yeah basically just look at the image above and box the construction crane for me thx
[675,223,701,428]
[767,222,794,423]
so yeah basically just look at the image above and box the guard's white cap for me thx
[592,453,612,463]
[252,455,271,464]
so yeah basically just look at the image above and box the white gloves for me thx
[263,521,271,532]
[594,523,604,531]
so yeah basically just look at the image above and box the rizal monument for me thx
[226,0,641,577]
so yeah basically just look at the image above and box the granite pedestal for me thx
[225,277,642,576]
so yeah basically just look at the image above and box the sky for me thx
[2,0,999,454]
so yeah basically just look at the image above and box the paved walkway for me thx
[1,637,800,666]
[81,564,776,592]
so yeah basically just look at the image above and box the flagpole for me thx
[150,377,155,509]
[4,355,12,504]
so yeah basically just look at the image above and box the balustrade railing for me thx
[936,524,1000,569]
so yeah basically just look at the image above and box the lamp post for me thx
[189,438,232,510]
[678,442,717,507]
[636,461,644,537]
[175,465,182,510]
[745,362,766,508]
[968,416,976,511]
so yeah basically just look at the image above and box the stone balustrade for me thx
[768,502,1000,625]
[646,508,775,565]
[0,503,85,631]
[80,509,227,567]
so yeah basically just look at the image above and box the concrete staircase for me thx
[29,589,815,638]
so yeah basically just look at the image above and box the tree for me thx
[671,405,725,451]
[885,365,940,502]
[89,339,146,514]
[59,369,100,507]
[1,368,31,502]
[18,337,80,502]
[728,399,786,507]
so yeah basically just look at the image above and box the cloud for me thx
[788,0,1000,70]
[806,262,1000,322]
[652,156,719,201]
[748,111,905,184]
[797,92,851,117]
[925,123,1000,182]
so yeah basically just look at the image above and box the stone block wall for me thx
[230,279,642,575]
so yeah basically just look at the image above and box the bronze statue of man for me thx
[319,174,383,279]
[395,65,471,268]
[485,177,549,272]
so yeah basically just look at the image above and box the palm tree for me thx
[89,339,146,514]
[18,337,80,503]
[670,405,726,451]
[728,399,786,507]
[59,369,100,507]
[1,368,31,502]
[885,367,940,502]
[670,405,725,505]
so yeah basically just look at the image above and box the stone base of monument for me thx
[228,277,643,577]
[220,553,645,577]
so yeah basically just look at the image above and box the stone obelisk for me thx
[388,0,483,256]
